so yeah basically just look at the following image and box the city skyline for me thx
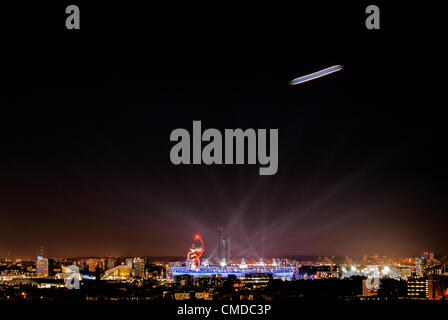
[1,1,447,312]
[2,239,447,302]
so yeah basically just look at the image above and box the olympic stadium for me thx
[171,265,295,279]
[171,233,296,280]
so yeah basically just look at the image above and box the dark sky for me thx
[0,3,445,259]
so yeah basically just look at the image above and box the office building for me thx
[407,278,428,299]
[218,229,230,266]
[36,256,49,278]
[133,258,146,279]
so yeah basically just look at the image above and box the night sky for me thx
[0,3,445,258]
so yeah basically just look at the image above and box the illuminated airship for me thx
[289,65,343,85]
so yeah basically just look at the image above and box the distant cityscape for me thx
[1,229,448,301]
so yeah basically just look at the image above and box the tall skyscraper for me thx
[36,256,49,278]
[218,229,230,265]
[133,258,146,279]
[415,257,423,277]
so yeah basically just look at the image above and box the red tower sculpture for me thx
[187,234,205,267]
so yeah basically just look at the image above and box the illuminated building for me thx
[428,274,448,300]
[397,266,413,280]
[106,258,117,270]
[195,292,212,300]
[101,265,131,280]
[174,292,191,300]
[98,258,106,270]
[86,259,99,273]
[299,265,340,279]
[414,257,423,277]
[171,265,295,279]
[75,259,86,269]
[218,228,230,266]
[407,278,428,299]
[133,258,146,279]
[173,234,294,279]
[36,256,49,278]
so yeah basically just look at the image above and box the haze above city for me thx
[0,46,445,259]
